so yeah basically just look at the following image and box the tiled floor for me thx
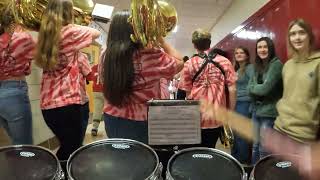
[83,120,108,145]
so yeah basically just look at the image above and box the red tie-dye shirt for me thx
[103,48,178,121]
[40,24,94,109]
[0,30,36,79]
[179,53,237,128]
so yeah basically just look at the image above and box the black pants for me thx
[200,127,223,148]
[176,89,186,100]
[42,104,83,160]
[80,102,89,144]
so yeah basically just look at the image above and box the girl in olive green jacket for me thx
[273,19,320,143]
[249,37,283,164]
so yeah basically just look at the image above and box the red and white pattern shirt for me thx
[0,30,36,79]
[86,64,103,92]
[40,24,94,109]
[103,48,177,121]
[78,52,92,104]
[159,78,170,99]
[179,53,237,128]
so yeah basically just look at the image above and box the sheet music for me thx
[148,104,201,145]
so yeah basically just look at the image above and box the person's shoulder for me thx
[139,47,163,56]
[214,55,232,66]
[13,31,34,41]
[246,64,254,71]
[270,57,283,68]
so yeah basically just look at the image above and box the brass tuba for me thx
[0,0,94,31]
[129,0,178,47]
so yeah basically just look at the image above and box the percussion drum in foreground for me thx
[250,154,303,180]
[0,145,63,180]
[67,139,162,180]
[166,147,246,180]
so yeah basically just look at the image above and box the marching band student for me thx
[178,29,237,148]
[35,0,100,160]
[248,37,283,164]
[0,3,36,145]
[86,62,104,136]
[102,10,184,144]
[78,52,92,142]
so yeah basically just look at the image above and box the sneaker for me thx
[91,129,98,136]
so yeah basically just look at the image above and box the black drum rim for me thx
[250,154,301,180]
[0,145,62,180]
[67,138,160,180]
[166,147,246,180]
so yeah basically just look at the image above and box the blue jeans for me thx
[0,81,33,145]
[251,111,275,165]
[104,113,148,144]
[231,101,251,164]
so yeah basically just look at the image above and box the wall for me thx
[210,0,270,46]
[214,0,320,63]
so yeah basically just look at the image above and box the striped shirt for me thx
[78,52,92,104]
[179,54,237,128]
[0,30,36,79]
[86,64,103,92]
[103,48,177,121]
[160,78,170,99]
[40,24,94,109]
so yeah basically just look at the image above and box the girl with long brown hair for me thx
[248,37,283,164]
[35,0,100,160]
[231,46,254,164]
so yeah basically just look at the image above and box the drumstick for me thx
[200,99,256,142]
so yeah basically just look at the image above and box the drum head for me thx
[168,148,244,180]
[0,146,59,180]
[68,139,158,180]
[253,155,302,180]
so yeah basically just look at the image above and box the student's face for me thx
[289,24,310,53]
[257,40,269,60]
[234,48,247,63]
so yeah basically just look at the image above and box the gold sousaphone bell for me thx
[0,0,94,31]
[129,0,178,47]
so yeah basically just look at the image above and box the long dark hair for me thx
[234,46,250,76]
[103,10,140,107]
[255,37,276,73]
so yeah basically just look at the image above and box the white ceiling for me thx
[93,0,233,56]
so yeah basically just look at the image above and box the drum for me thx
[250,154,303,180]
[0,145,64,180]
[67,139,162,180]
[166,147,246,180]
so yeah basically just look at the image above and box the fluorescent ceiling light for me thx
[92,3,114,23]
[172,25,178,33]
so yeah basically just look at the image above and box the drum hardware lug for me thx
[242,173,248,180]
[150,162,163,180]
[55,169,65,180]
